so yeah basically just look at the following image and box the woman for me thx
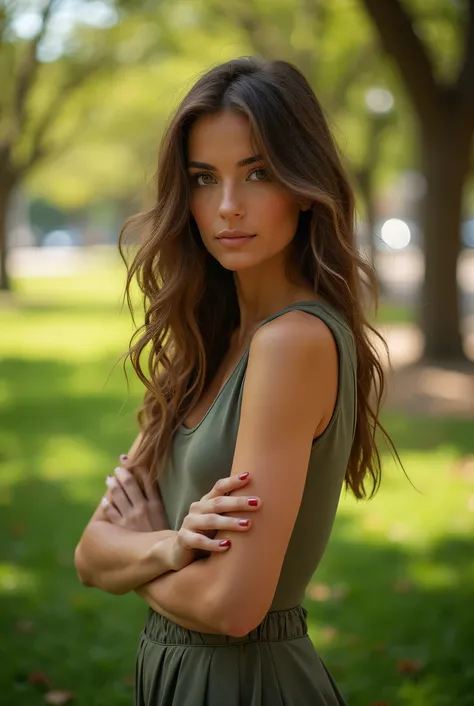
[75,57,395,705]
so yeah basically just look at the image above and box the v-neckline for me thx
[177,299,334,435]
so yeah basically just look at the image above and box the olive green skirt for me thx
[135,605,347,705]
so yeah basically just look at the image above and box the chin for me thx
[214,254,263,272]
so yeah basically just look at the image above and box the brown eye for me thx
[248,168,268,182]
[193,172,215,186]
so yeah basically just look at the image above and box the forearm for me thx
[134,558,228,634]
[74,523,177,595]
[135,579,222,634]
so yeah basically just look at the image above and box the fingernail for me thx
[239,519,249,527]
[105,476,115,488]
[248,498,258,506]
[101,497,109,507]
[120,454,128,461]
[238,472,249,480]
[219,539,231,547]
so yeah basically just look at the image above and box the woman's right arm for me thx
[74,502,177,596]
[74,433,177,595]
[74,455,260,596]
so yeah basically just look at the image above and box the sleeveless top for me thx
[157,300,357,612]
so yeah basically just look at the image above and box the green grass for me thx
[1,259,472,705]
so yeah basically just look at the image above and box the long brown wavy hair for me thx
[118,56,398,500]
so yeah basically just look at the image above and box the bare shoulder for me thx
[250,309,338,366]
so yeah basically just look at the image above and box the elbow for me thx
[217,612,262,638]
[74,545,125,595]
[74,543,103,589]
[74,544,93,587]
[210,595,267,638]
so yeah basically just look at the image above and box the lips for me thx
[217,230,256,239]
[217,234,256,247]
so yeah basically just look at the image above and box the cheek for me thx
[190,196,209,232]
[259,190,300,237]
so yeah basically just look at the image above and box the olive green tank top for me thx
[158,300,357,611]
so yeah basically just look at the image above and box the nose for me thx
[218,182,245,220]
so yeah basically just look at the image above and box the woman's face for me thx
[187,110,302,272]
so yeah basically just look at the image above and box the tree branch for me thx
[457,0,474,119]
[360,0,438,125]
[13,0,58,134]
[326,43,377,114]
[17,61,110,175]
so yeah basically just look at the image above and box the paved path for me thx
[381,324,474,417]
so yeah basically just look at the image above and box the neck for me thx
[232,256,315,342]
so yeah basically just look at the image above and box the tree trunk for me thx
[357,167,376,264]
[420,99,472,363]
[0,182,14,292]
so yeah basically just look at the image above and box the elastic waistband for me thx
[142,605,308,646]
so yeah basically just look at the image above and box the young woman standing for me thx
[75,56,393,705]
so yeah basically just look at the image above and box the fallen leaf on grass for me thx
[332,582,350,601]
[394,579,413,594]
[305,583,331,601]
[44,690,74,704]
[345,634,360,646]
[16,620,36,633]
[371,643,387,653]
[9,522,27,537]
[396,659,423,675]
[321,625,339,640]
[451,456,474,481]
[28,671,51,687]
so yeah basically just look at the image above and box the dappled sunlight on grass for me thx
[0,563,39,595]
[1,259,473,706]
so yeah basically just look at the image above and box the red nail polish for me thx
[219,539,231,547]
[248,498,258,506]
[239,519,249,527]
[239,472,249,480]
[120,454,128,461]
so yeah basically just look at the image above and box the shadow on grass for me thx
[0,356,142,471]
[382,411,474,456]
[1,354,473,705]
[1,475,473,706]
[1,476,146,706]
[306,513,474,705]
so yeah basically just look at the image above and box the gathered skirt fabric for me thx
[134,605,347,706]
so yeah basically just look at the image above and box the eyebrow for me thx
[187,154,263,170]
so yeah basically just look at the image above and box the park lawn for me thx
[1,264,472,706]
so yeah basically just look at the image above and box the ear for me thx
[299,200,312,212]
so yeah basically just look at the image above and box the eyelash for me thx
[191,167,268,186]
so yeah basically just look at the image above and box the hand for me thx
[168,472,262,572]
[101,457,169,532]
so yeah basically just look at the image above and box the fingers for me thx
[177,527,233,554]
[101,496,122,524]
[183,512,252,533]
[112,466,146,507]
[195,494,262,516]
[205,472,251,500]
[133,464,160,502]
[105,475,129,516]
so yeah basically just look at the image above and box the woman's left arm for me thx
[135,312,339,637]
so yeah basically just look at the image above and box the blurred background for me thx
[1,1,473,705]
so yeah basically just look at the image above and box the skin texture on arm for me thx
[74,433,176,595]
[134,312,338,637]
